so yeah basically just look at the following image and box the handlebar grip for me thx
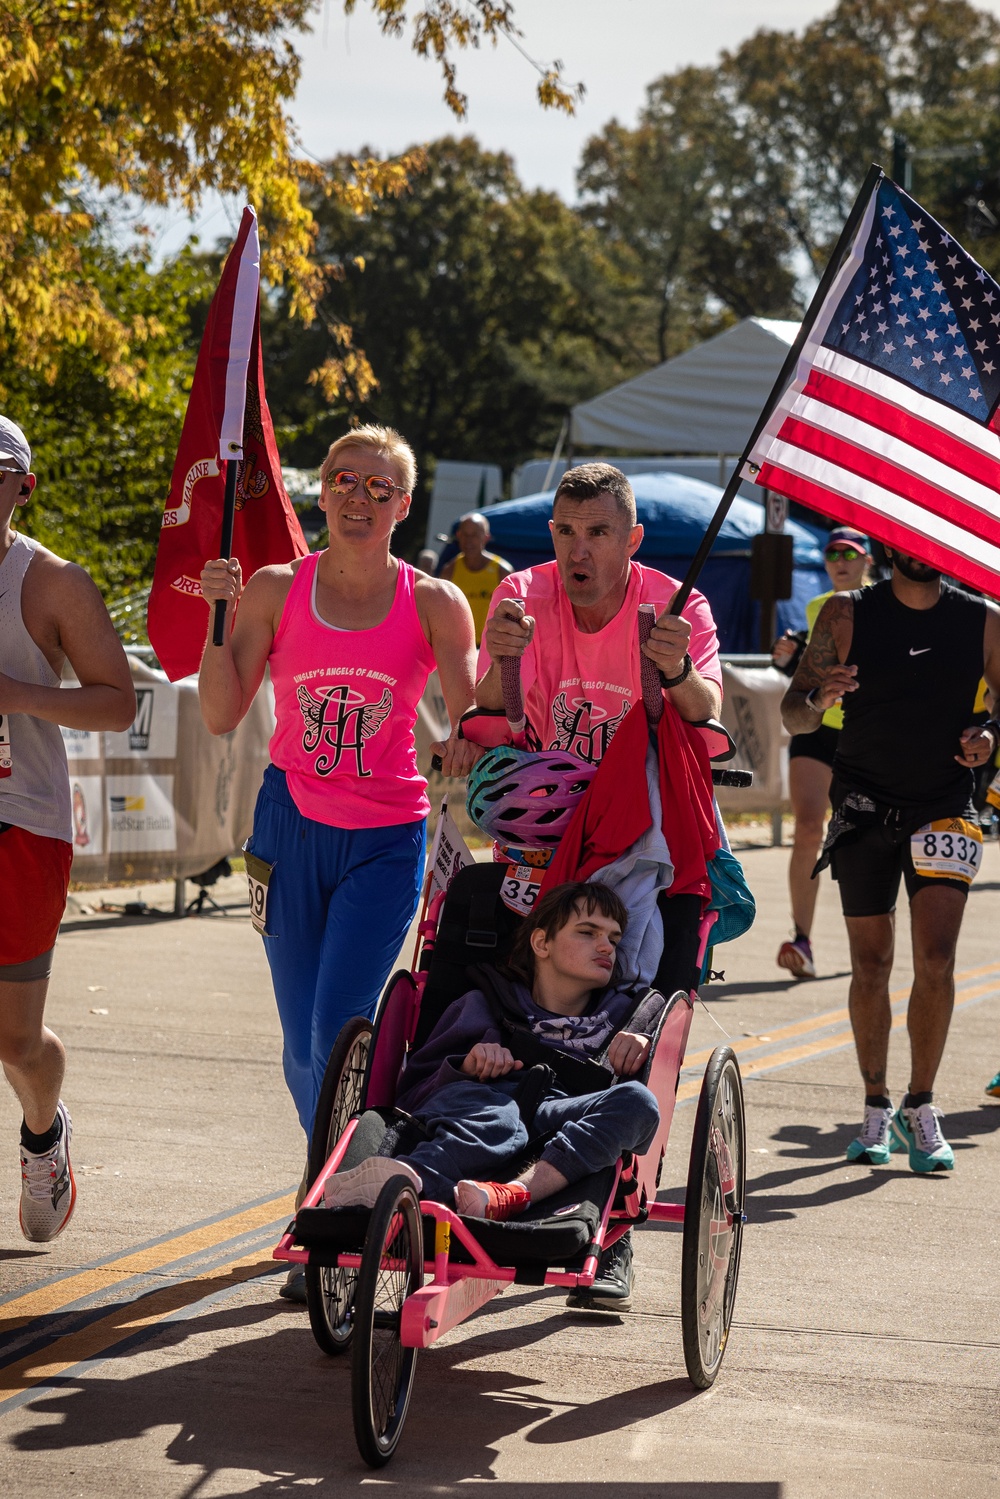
[500,654,527,744]
[431,754,443,773]
[712,768,753,788]
[637,604,664,728]
[211,597,227,647]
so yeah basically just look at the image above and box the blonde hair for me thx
[321,424,417,495]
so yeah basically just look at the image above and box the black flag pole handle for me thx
[668,161,886,619]
[212,458,239,647]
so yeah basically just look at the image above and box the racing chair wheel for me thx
[305,1016,373,1356]
[681,1045,746,1389]
[351,1176,423,1467]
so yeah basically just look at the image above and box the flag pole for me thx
[669,161,886,616]
[212,459,239,646]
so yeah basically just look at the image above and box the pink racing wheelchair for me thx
[273,607,750,1466]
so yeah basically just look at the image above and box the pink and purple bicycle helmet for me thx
[466,746,596,847]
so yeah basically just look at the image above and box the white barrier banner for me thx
[107,773,176,852]
[70,774,104,857]
[105,683,178,759]
[716,662,790,814]
[64,657,273,884]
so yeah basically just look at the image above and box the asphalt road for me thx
[1,839,999,1498]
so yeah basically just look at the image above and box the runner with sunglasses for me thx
[771,526,872,979]
[198,425,480,1295]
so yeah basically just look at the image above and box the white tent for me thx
[570,317,799,454]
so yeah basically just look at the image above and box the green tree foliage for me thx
[264,137,640,541]
[579,0,1000,362]
[578,66,800,365]
[0,2,578,392]
[10,239,213,596]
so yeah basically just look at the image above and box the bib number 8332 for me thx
[910,819,982,886]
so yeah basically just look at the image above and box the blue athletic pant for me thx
[247,766,426,1135]
[399,1077,659,1204]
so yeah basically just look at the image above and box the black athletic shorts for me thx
[788,724,839,769]
[830,818,973,918]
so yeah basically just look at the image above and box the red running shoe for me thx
[456,1179,531,1221]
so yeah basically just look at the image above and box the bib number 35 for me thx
[500,864,545,917]
[910,818,982,887]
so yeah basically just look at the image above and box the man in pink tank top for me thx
[476,463,722,752]
[476,461,723,1311]
[199,424,479,1301]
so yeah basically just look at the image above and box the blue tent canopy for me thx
[483,472,830,653]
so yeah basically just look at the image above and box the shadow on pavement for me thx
[702,973,851,1000]
[4,1297,773,1494]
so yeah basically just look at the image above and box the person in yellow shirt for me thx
[771,526,872,979]
[441,512,512,645]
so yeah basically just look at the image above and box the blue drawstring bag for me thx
[706,846,756,947]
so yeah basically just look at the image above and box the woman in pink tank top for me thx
[198,426,479,1294]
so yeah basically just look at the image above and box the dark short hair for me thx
[553,463,636,527]
[505,881,628,986]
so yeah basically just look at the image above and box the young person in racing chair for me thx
[325,882,661,1282]
[458,462,724,1308]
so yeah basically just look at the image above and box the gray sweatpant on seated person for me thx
[396,1076,659,1206]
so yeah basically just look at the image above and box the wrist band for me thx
[659,653,692,689]
[805,688,825,713]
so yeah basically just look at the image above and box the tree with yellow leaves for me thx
[0,1,580,392]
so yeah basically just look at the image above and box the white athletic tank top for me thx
[0,534,72,841]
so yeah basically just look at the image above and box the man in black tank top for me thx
[782,551,1000,1175]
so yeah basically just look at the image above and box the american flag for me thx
[746,174,1000,595]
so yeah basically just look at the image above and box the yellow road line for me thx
[0,1193,294,1334]
[678,976,1000,1101]
[684,959,1000,1069]
[0,1251,275,1406]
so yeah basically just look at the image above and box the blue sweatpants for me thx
[247,766,426,1135]
[399,1077,659,1204]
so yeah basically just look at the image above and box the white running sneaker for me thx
[846,1104,894,1165]
[19,1101,76,1242]
[890,1103,955,1173]
[322,1156,422,1209]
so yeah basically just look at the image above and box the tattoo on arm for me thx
[788,595,852,693]
[781,593,853,735]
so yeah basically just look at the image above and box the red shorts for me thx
[0,823,73,975]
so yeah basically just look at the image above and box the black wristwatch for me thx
[659,653,692,689]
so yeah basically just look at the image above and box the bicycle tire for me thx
[351,1176,423,1467]
[680,1044,745,1388]
[305,1016,372,1356]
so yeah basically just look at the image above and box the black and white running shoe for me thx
[19,1100,76,1243]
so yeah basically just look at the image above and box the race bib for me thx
[0,715,11,778]
[499,862,546,917]
[910,819,982,886]
[244,849,273,934]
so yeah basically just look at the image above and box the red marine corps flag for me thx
[147,206,307,680]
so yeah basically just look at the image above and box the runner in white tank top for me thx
[0,414,135,1244]
[198,425,480,1297]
